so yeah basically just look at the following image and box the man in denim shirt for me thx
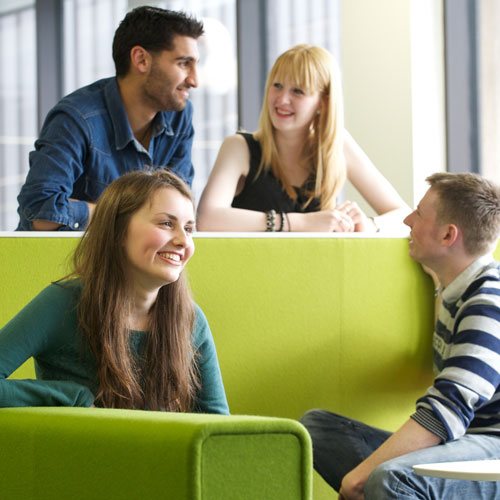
[17,7,203,231]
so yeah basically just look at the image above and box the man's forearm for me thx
[31,219,63,231]
[31,200,95,231]
[340,419,441,499]
[86,201,96,221]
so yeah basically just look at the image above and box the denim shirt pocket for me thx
[81,138,118,200]
[83,176,110,201]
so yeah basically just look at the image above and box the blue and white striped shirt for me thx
[412,255,500,442]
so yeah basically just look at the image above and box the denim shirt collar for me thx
[103,78,174,151]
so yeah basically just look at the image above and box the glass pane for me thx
[62,0,237,201]
[266,0,341,63]
[63,0,125,91]
[0,1,36,231]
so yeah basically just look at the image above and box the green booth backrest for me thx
[2,235,498,499]
[0,235,455,424]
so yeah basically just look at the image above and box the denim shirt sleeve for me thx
[17,104,91,230]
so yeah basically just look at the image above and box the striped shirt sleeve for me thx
[412,269,500,442]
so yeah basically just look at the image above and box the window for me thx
[266,0,340,62]
[0,1,36,231]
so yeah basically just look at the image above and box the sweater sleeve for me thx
[0,283,95,407]
[191,305,229,415]
[411,284,500,441]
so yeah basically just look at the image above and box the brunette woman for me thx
[0,170,228,413]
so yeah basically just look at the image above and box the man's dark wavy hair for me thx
[112,6,204,77]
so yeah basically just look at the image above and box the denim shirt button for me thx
[73,222,80,229]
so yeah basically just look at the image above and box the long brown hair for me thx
[255,44,346,209]
[72,169,199,411]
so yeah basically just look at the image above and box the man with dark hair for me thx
[301,172,500,499]
[17,7,203,230]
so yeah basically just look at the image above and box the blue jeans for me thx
[300,409,500,499]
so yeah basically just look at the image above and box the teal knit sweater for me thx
[0,282,229,414]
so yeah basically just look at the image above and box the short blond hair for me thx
[427,172,500,255]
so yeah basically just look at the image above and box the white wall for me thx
[340,0,446,211]
[479,0,500,182]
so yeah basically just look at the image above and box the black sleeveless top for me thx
[231,132,321,213]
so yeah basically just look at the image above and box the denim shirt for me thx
[17,77,195,231]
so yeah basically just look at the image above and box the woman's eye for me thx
[293,88,304,95]
[185,226,194,234]
[273,82,283,89]
[160,221,173,228]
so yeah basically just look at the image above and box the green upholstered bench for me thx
[0,407,310,500]
[1,234,499,499]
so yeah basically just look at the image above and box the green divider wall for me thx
[1,236,499,499]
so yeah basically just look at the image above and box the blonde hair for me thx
[254,44,345,209]
[71,169,199,411]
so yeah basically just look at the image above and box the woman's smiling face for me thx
[267,79,322,133]
[124,186,195,290]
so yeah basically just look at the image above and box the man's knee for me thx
[300,410,329,449]
[299,409,323,431]
[365,461,415,499]
[365,462,390,493]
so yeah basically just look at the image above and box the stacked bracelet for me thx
[265,210,276,232]
[278,211,285,232]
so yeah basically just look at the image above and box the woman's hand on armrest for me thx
[336,200,376,232]
[288,210,355,232]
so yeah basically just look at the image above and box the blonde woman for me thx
[0,170,228,413]
[197,44,409,232]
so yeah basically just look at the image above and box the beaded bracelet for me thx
[265,210,276,232]
[278,211,285,232]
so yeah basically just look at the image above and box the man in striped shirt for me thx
[301,173,500,499]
